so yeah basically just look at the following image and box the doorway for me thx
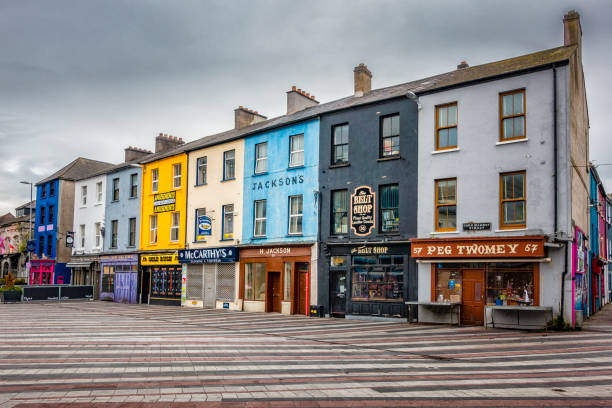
[296,262,309,315]
[330,270,346,317]
[141,270,151,304]
[461,269,485,325]
[267,271,281,313]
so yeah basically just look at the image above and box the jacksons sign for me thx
[251,174,304,191]
[178,247,238,264]
[410,237,545,258]
[351,186,375,236]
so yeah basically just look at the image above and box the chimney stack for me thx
[155,133,185,153]
[353,63,372,97]
[234,106,267,130]
[563,10,582,48]
[286,85,319,115]
[457,61,469,69]
[124,146,153,162]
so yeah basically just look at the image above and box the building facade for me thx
[588,165,607,315]
[0,201,34,279]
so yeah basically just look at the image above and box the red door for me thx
[267,272,281,313]
[296,263,309,315]
[461,269,485,325]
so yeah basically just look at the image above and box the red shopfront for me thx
[411,236,548,326]
[29,260,55,285]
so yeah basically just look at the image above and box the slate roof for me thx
[0,213,16,226]
[36,157,115,186]
[140,44,576,164]
[15,200,35,211]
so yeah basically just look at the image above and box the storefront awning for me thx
[67,261,93,268]
[417,258,551,263]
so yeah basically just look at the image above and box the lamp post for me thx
[20,181,33,280]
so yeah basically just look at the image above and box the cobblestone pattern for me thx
[1,301,612,407]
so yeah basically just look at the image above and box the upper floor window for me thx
[40,207,46,225]
[331,190,348,235]
[128,218,136,247]
[149,215,157,244]
[436,103,458,150]
[380,184,399,233]
[110,220,118,248]
[95,222,102,248]
[289,134,304,167]
[500,89,525,141]
[380,114,400,157]
[38,236,44,256]
[173,164,182,189]
[112,178,120,201]
[194,208,206,241]
[81,185,87,206]
[96,182,103,202]
[500,171,526,229]
[255,142,268,174]
[223,150,235,180]
[170,212,180,242]
[47,235,52,256]
[332,124,349,165]
[48,205,54,223]
[289,195,303,235]
[49,182,55,197]
[196,157,207,185]
[130,174,138,198]
[222,204,234,240]
[435,179,457,232]
[151,168,159,193]
[41,185,47,198]
[80,224,86,248]
[254,200,267,237]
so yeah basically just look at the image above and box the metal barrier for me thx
[21,285,94,302]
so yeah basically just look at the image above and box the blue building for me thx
[589,165,606,316]
[31,158,113,285]
[240,118,320,315]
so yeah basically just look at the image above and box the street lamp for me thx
[20,181,33,280]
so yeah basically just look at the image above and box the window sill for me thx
[252,235,267,239]
[429,230,459,235]
[377,156,401,162]
[329,163,350,169]
[172,186,182,190]
[110,200,119,203]
[126,245,136,249]
[220,238,234,242]
[288,165,305,170]
[94,202,103,206]
[194,183,207,187]
[494,228,528,232]
[253,172,268,177]
[287,233,304,237]
[221,178,236,183]
[431,148,460,155]
[496,138,528,146]
[129,196,138,200]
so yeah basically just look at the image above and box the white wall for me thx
[73,175,106,255]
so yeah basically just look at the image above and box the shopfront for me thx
[412,236,550,327]
[573,227,588,325]
[325,243,411,319]
[99,254,139,303]
[29,259,55,285]
[179,247,239,310]
[239,245,312,315]
[140,252,181,306]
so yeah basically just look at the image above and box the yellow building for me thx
[139,144,188,306]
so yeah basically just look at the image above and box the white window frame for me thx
[288,195,303,235]
[255,142,268,174]
[289,134,304,167]
[96,182,103,203]
[196,156,207,185]
[222,204,234,240]
[81,186,87,206]
[80,224,86,248]
[173,164,181,189]
[150,215,157,244]
[254,200,267,237]
[223,150,235,180]
[151,168,159,193]
[130,173,138,198]
[95,222,101,248]
[170,212,180,242]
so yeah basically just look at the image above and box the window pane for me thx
[502,118,513,139]
[438,128,448,148]
[283,262,291,301]
[448,127,457,147]
[438,107,447,127]
[447,205,457,228]
[513,93,524,114]
[245,264,253,300]
[254,263,265,301]
[391,115,400,136]
[514,116,524,138]
[448,105,457,126]
[502,94,513,116]
[503,201,525,224]
[514,174,524,199]
[382,117,391,137]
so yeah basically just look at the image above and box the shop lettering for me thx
[351,246,389,255]
[412,243,540,256]
[259,247,291,256]
[153,191,176,213]
[252,175,304,191]
[146,255,174,262]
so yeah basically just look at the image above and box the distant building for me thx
[0,201,35,279]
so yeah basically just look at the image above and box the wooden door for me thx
[296,262,309,315]
[267,272,281,313]
[461,269,485,325]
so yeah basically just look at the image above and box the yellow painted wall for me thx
[140,153,188,252]
[186,140,243,248]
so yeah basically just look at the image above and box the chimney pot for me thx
[457,61,469,69]
[286,85,319,114]
[292,86,296,91]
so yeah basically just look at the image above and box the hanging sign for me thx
[65,232,74,248]
[350,186,375,236]
[463,222,491,231]
[153,191,176,213]
[196,215,212,242]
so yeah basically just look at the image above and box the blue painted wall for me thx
[104,166,142,252]
[34,180,59,259]
[242,119,319,244]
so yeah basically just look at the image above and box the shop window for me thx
[486,264,534,306]
[112,178,120,201]
[500,171,526,229]
[332,124,349,165]
[223,150,235,180]
[196,156,207,185]
[283,262,292,301]
[222,204,234,240]
[151,168,159,193]
[435,265,463,303]
[244,263,265,301]
[130,174,138,198]
[330,256,346,267]
[380,114,400,157]
[436,103,458,150]
[380,184,399,233]
[173,164,182,189]
[500,89,525,141]
[289,134,304,167]
[102,265,115,293]
[351,255,403,301]
[254,200,266,237]
[436,178,457,231]
[217,263,235,301]
[170,212,180,242]
[289,195,303,235]
[331,190,348,235]
[151,266,181,298]
[255,142,268,174]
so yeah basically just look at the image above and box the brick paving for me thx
[1,302,612,407]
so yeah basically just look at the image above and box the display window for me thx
[102,266,115,293]
[351,255,403,301]
[151,266,181,298]
[435,265,462,303]
[244,263,265,301]
[486,264,534,306]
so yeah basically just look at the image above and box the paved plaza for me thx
[1,302,612,407]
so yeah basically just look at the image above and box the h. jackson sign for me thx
[178,247,239,264]
[410,236,546,258]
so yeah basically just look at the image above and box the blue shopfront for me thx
[100,254,139,303]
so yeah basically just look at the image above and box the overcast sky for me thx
[1,0,611,214]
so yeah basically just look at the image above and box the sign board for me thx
[38,226,45,232]
[178,247,239,264]
[196,215,212,242]
[65,232,74,248]
[240,245,312,258]
[140,252,180,265]
[153,191,176,213]
[463,222,491,231]
[350,186,375,236]
[223,302,230,309]
[410,236,546,258]
[350,245,389,255]
[46,224,53,231]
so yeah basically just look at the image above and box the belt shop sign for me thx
[178,247,239,264]
[153,191,176,213]
[351,186,375,236]
[141,252,180,265]
[410,236,546,258]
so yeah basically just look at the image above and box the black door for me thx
[141,270,150,304]
[330,270,347,317]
